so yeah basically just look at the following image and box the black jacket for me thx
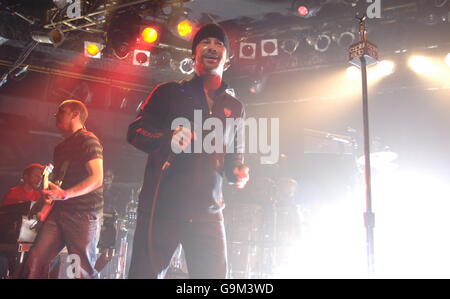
[127,75,245,277]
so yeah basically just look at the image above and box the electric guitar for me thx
[36,163,56,223]
[29,163,57,230]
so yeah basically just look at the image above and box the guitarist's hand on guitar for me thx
[42,182,69,201]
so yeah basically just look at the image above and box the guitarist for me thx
[23,99,103,279]
[0,163,44,278]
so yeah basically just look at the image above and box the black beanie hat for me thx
[191,23,229,56]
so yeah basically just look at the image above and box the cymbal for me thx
[357,151,399,171]
[357,151,398,164]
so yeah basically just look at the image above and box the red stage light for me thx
[297,5,309,17]
[135,52,148,64]
[141,27,158,44]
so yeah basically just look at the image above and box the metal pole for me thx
[360,56,375,278]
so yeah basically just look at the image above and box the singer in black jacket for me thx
[127,24,249,279]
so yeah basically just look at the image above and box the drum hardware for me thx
[356,150,398,172]
[165,244,189,279]
[97,191,139,278]
[226,176,305,278]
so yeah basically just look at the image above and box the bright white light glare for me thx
[346,66,360,81]
[273,198,367,278]
[375,60,395,77]
[445,53,450,67]
[373,171,450,278]
[408,56,436,73]
[346,60,394,81]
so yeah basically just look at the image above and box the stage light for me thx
[261,39,278,56]
[108,11,141,60]
[166,4,196,41]
[84,41,103,58]
[179,57,194,74]
[249,63,269,94]
[317,34,331,52]
[445,53,450,67]
[133,50,150,66]
[112,39,130,59]
[141,26,159,44]
[375,60,395,77]
[31,29,65,47]
[239,42,256,59]
[335,31,355,48]
[346,60,395,81]
[249,79,263,94]
[249,77,267,94]
[292,0,326,18]
[409,56,436,74]
[298,5,309,17]
[177,20,193,38]
[86,44,99,56]
[281,39,299,55]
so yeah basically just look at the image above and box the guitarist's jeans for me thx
[23,208,101,279]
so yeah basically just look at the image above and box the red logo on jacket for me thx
[224,108,232,117]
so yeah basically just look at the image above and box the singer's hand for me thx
[233,165,249,189]
[42,182,68,201]
[171,126,196,152]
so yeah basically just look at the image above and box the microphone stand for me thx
[348,14,379,278]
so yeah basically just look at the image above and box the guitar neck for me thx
[41,163,54,190]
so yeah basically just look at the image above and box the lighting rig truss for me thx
[43,0,191,34]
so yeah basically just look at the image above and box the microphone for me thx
[162,125,183,171]
[162,123,195,171]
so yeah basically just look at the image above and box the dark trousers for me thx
[147,218,227,279]
[23,208,101,279]
[0,256,8,278]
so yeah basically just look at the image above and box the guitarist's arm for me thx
[42,158,103,201]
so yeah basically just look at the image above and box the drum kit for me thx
[225,143,399,278]
[96,195,138,279]
[226,176,304,278]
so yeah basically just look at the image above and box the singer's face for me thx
[193,37,227,76]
